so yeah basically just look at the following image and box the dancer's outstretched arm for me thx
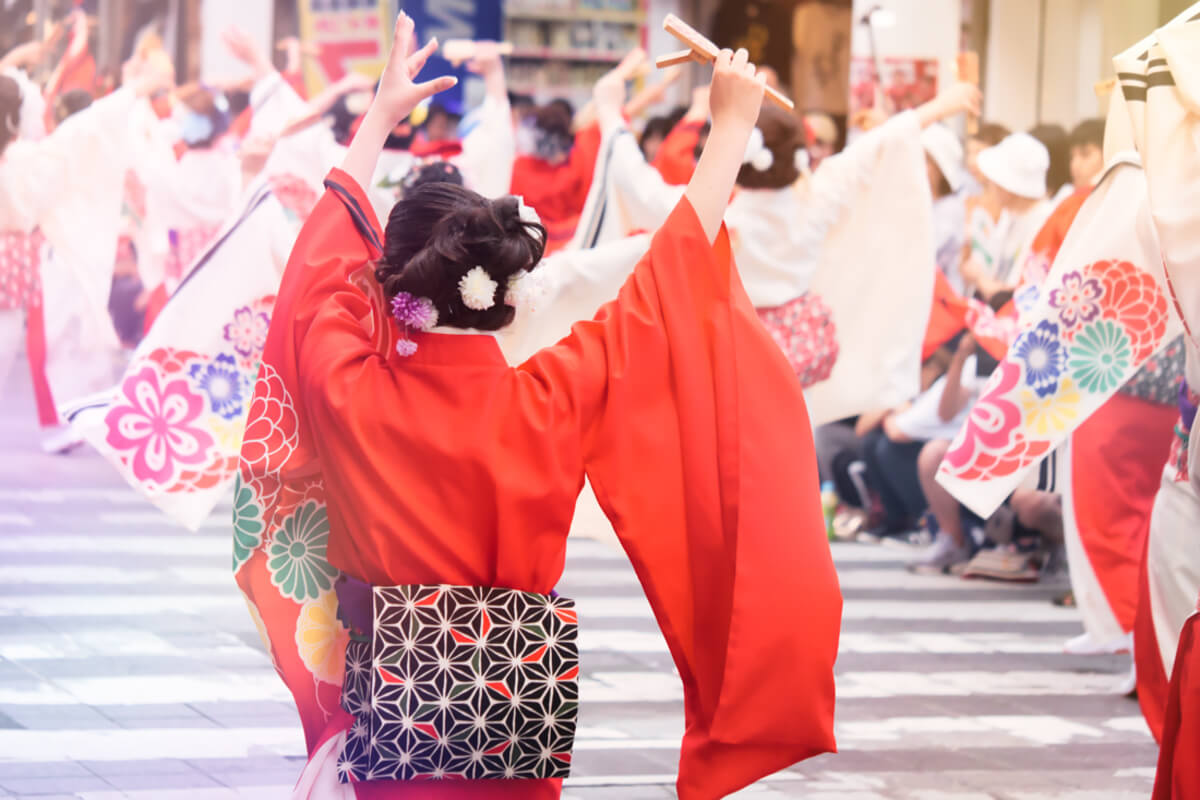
[339,12,456,190]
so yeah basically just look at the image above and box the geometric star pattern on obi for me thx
[338,584,579,783]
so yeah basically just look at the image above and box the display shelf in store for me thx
[506,8,644,24]
[509,46,628,62]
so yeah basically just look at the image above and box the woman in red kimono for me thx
[236,14,841,800]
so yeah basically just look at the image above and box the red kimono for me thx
[236,167,844,796]
[509,123,603,255]
[235,168,841,798]
[653,120,704,186]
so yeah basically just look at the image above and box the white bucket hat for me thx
[920,123,964,192]
[977,132,1049,199]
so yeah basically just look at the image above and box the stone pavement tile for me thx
[951,768,1151,797]
[833,652,1127,674]
[563,786,675,799]
[0,762,93,779]
[1002,692,1143,718]
[0,775,114,795]
[202,768,301,789]
[95,703,208,721]
[0,660,31,681]
[841,619,1080,637]
[0,705,117,730]
[0,709,23,729]
[185,757,298,775]
[103,771,226,792]
[112,716,222,730]
[185,700,298,728]
[571,748,681,777]
[78,759,200,777]
[963,742,1157,771]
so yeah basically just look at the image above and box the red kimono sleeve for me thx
[523,199,842,798]
[1153,611,1200,800]
[233,168,384,752]
[653,120,703,186]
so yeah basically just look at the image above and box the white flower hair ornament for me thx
[459,266,499,311]
[514,195,541,227]
[504,269,547,315]
[742,127,774,172]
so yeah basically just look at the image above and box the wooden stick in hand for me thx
[657,14,793,110]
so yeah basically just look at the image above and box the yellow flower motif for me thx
[295,590,349,684]
[1020,378,1081,437]
[243,595,278,670]
[209,417,244,455]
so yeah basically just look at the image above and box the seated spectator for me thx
[900,333,998,570]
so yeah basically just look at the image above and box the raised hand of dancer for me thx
[623,65,683,122]
[122,50,175,99]
[465,42,507,102]
[0,39,48,71]
[591,47,646,134]
[685,48,767,243]
[916,81,982,128]
[340,12,456,190]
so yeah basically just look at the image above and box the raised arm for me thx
[915,81,982,129]
[339,12,456,190]
[685,48,765,243]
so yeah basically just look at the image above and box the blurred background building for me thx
[2,0,1195,132]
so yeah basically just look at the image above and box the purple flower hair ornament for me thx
[390,292,439,357]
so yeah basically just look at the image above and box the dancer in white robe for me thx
[572,76,980,425]
[0,54,171,447]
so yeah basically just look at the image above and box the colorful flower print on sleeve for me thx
[1049,270,1103,330]
[223,307,272,359]
[1014,320,1066,397]
[943,359,1053,481]
[189,354,248,421]
[104,365,215,486]
[232,475,266,572]
[1068,319,1134,394]
[267,499,339,603]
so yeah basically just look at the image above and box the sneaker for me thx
[908,531,973,574]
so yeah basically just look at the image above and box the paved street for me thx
[0,364,1161,799]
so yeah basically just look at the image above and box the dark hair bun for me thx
[736,104,806,190]
[378,184,546,331]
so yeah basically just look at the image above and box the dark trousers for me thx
[861,428,927,530]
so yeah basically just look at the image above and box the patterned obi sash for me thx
[334,577,580,783]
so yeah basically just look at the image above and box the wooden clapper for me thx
[654,13,794,111]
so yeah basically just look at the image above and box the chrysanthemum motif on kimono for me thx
[941,258,1170,485]
[266,500,339,603]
